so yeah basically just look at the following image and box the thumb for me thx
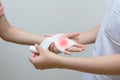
[35,44,43,53]
[29,53,36,63]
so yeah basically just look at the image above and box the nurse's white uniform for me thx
[81,0,120,80]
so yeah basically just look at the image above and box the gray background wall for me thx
[0,0,106,80]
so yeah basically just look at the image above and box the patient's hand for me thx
[48,32,86,55]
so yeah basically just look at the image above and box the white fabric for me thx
[29,34,76,53]
[81,0,120,80]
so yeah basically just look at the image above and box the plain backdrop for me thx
[0,0,106,80]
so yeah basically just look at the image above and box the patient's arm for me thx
[0,14,45,45]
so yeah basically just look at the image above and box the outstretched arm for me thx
[63,25,100,53]
[58,54,120,75]
[29,44,120,75]
[0,14,45,45]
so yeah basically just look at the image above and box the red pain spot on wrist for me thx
[58,38,68,48]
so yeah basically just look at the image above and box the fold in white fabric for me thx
[29,34,76,53]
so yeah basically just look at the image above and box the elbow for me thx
[0,32,11,42]
[0,27,13,42]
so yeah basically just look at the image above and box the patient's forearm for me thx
[1,26,45,45]
[0,14,45,45]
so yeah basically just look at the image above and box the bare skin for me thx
[0,1,86,53]
[29,40,120,75]
[29,25,120,75]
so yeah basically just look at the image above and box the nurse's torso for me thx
[0,2,4,38]
[0,2,4,16]
[81,0,120,80]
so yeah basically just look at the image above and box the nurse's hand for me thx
[29,44,62,70]
[48,32,86,55]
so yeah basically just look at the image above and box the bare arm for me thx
[29,45,120,75]
[77,25,100,45]
[0,14,86,54]
[0,14,45,45]
[58,54,120,75]
[60,25,100,53]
